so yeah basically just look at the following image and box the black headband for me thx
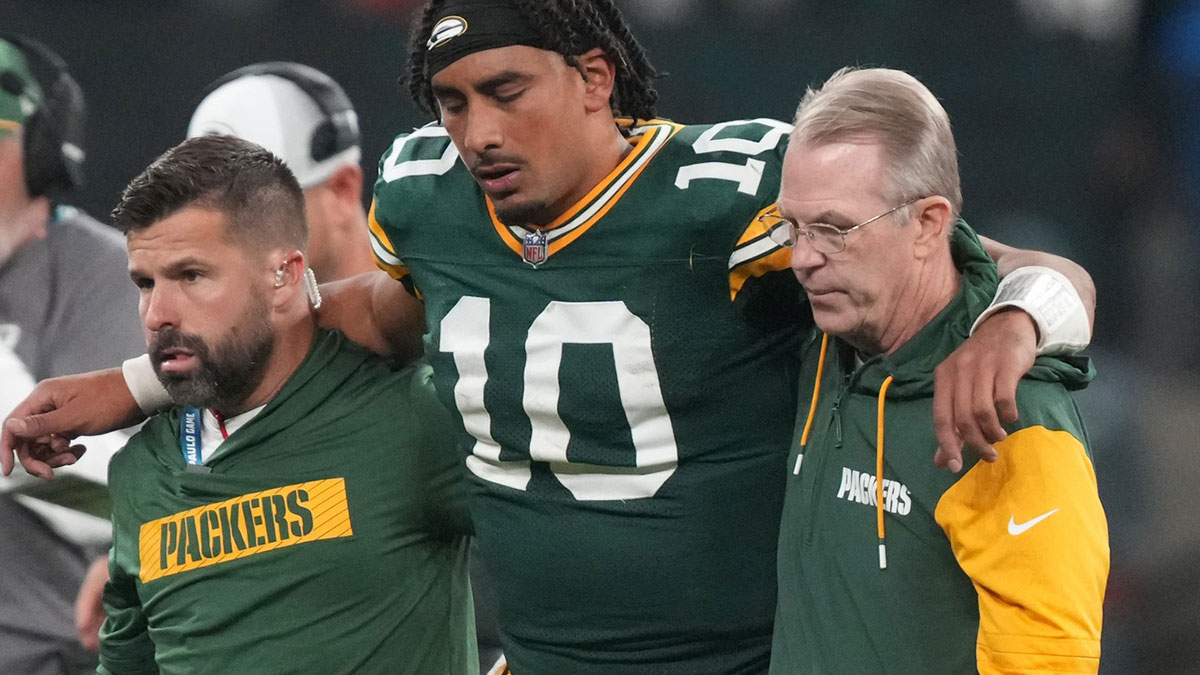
[426,0,549,76]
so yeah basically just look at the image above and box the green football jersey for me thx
[99,332,476,675]
[370,119,808,673]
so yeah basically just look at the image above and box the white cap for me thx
[187,73,361,189]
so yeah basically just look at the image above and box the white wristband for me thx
[971,265,1091,355]
[121,354,172,415]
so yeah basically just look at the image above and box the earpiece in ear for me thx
[303,268,322,310]
[274,267,286,287]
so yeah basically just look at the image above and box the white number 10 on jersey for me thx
[440,297,679,501]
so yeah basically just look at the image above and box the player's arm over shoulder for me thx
[319,128,441,360]
[675,119,802,307]
[934,384,1108,675]
[311,126,452,362]
[317,270,425,363]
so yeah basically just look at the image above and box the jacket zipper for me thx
[805,385,846,545]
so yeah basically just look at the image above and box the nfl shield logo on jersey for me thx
[523,229,548,267]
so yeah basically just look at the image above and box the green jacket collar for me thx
[150,329,372,466]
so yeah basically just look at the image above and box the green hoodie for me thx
[99,330,477,675]
[770,223,1109,674]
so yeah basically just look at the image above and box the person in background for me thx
[186,62,378,283]
[0,34,143,675]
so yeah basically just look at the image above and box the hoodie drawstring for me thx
[795,334,829,475]
[798,334,893,571]
[876,375,894,570]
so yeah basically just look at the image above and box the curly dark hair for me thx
[407,0,658,121]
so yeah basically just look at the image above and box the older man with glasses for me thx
[768,67,1109,675]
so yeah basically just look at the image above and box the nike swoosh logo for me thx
[1008,508,1060,535]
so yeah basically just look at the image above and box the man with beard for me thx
[96,135,476,675]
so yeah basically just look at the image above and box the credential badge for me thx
[523,229,548,267]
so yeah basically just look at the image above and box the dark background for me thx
[9,0,1199,671]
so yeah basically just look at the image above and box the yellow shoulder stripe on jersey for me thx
[367,199,411,282]
[488,120,682,261]
[934,426,1108,674]
[138,478,354,583]
[728,203,792,299]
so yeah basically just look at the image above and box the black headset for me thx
[197,62,359,164]
[0,33,85,200]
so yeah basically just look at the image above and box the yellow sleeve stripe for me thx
[372,257,411,283]
[367,199,410,281]
[728,203,791,299]
[728,247,791,300]
[734,203,780,247]
[367,200,400,259]
[934,425,1109,674]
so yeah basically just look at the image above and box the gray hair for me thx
[791,67,961,218]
